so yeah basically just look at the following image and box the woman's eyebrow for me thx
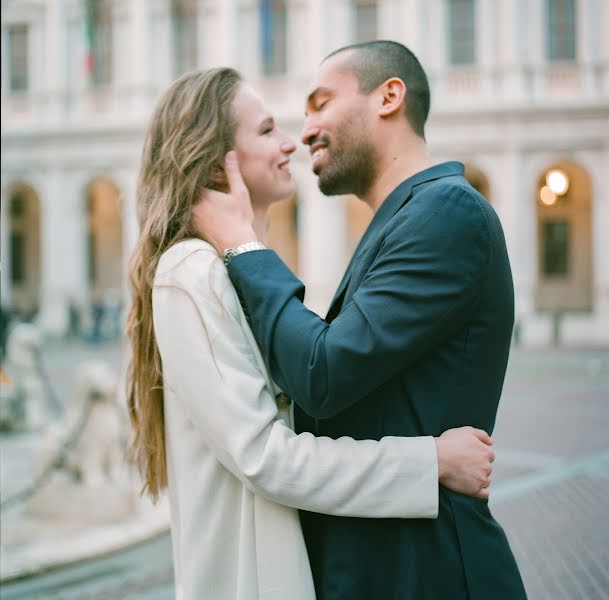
[259,116,274,129]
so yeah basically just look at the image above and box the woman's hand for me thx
[435,426,495,499]
[191,152,258,253]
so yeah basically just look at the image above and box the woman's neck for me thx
[252,205,270,244]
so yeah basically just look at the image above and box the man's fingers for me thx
[198,188,227,205]
[472,428,493,446]
[224,151,247,197]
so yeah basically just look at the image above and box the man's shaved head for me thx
[323,41,430,139]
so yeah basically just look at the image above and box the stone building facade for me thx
[2,0,608,345]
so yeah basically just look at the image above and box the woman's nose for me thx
[282,136,297,154]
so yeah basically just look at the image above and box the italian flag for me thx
[84,0,94,78]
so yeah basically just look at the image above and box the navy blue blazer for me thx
[228,162,527,600]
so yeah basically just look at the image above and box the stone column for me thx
[45,0,69,124]
[378,0,400,41]
[288,0,310,83]
[38,169,88,336]
[590,146,609,341]
[527,0,545,98]
[234,0,260,77]
[306,0,328,65]
[577,0,597,98]
[330,0,351,51]
[600,0,609,95]
[496,0,527,101]
[202,0,237,67]
[149,0,172,87]
[495,148,539,344]
[477,0,496,99]
[425,0,447,99]
[112,1,131,110]
[129,0,152,113]
[397,0,425,57]
[0,178,11,307]
[118,168,140,303]
[294,159,347,316]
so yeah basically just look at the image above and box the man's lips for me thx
[310,143,328,172]
[309,142,327,156]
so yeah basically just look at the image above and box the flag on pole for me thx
[84,0,95,79]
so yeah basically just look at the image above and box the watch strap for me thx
[223,241,267,266]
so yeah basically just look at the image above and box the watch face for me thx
[224,249,237,264]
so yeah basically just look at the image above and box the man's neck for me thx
[364,137,434,213]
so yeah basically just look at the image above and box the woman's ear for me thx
[209,166,229,191]
[210,165,227,185]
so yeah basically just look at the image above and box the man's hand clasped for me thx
[435,426,495,500]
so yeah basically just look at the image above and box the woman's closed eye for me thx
[260,117,275,135]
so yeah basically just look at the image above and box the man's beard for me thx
[317,113,378,198]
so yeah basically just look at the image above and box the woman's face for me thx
[232,83,297,207]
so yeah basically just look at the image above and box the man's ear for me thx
[378,77,406,118]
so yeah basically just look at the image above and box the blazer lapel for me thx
[326,228,373,321]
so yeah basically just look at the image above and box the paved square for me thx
[2,343,608,599]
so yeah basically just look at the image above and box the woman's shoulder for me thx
[156,238,216,272]
[156,238,221,282]
[154,238,235,308]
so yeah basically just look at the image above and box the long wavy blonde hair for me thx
[126,68,242,500]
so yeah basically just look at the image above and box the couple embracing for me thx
[127,41,527,599]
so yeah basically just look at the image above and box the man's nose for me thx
[300,121,320,147]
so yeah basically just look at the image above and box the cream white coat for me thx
[152,239,438,600]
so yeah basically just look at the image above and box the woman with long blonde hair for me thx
[126,68,494,600]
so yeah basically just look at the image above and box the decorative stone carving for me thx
[26,361,137,523]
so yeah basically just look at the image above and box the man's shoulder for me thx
[399,176,497,229]
[380,177,499,258]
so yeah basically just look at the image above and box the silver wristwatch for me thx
[223,241,267,266]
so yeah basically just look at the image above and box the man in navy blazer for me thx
[195,41,527,600]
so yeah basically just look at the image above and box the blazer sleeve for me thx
[227,186,494,419]
[152,254,438,519]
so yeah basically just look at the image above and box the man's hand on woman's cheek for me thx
[192,151,258,253]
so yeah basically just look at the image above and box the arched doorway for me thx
[464,164,491,201]
[267,194,299,275]
[86,178,123,338]
[535,161,593,313]
[7,183,41,319]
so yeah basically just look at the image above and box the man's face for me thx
[302,54,378,198]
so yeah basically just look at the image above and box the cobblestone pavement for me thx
[1,342,608,599]
[490,348,609,600]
